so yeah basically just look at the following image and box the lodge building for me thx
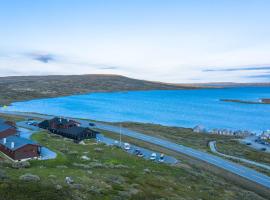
[0,136,41,161]
[39,117,98,141]
[0,118,41,161]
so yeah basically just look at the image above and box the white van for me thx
[124,143,131,150]
[150,153,157,160]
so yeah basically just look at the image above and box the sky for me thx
[0,0,270,83]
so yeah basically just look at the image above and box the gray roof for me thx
[0,118,14,132]
[0,135,38,150]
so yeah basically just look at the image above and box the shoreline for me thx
[220,98,270,105]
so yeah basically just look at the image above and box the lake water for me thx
[3,87,270,133]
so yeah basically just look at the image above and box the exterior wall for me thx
[0,144,40,161]
[0,144,15,159]
[14,144,40,160]
[0,128,17,139]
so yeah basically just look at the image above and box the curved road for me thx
[1,110,270,189]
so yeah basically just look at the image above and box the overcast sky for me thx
[0,0,270,83]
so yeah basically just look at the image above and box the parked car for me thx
[261,147,267,151]
[134,148,140,155]
[159,153,165,162]
[137,152,144,157]
[246,142,251,145]
[124,143,131,150]
[89,122,95,126]
[134,149,144,157]
[150,153,157,160]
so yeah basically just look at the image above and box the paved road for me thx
[209,141,270,171]
[96,134,178,164]
[1,110,270,189]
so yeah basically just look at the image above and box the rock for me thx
[113,164,129,169]
[81,155,90,161]
[73,163,91,169]
[88,162,107,168]
[87,170,93,175]
[65,176,74,184]
[143,168,151,173]
[48,175,57,179]
[55,184,63,190]
[79,141,85,145]
[89,186,102,194]
[11,161,30,169]
[94,147,103,152]
[106,175,125,185]
[20,173,40,182]
[118,188,140,197]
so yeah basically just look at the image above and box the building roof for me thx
[57,126,92,136]
[0,135,38,151]
[0,119,13,132]
[51,117,80,125]
[39,117,80,128]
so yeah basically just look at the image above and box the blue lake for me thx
[3,87,270,133]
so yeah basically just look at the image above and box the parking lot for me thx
[96,134,178,164]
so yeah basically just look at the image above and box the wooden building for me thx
[0,136,41,161]
[39,117,98,141]
[39,117,80,130]
[54,127,98,141]
[0,119,17,139]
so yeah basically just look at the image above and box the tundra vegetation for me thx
[0,115,267,200]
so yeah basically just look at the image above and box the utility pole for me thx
[119,124,122,147]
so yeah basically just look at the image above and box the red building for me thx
[0,136,41,161]
[0,119,17,139]
[39,117,81,129]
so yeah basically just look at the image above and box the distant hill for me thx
[0,74,201,106]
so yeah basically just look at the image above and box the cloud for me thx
[98,66,118,70]
[203,66,270,72]
[27,53,56,63]
[246,73,270,79]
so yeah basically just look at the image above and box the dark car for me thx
[261,147,267,151]
[89,122,95,126]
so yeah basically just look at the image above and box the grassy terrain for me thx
[0,130,266,200]
[110,122,237,151]
[215,140,270,165]
[0,113,26,122]
[109,122,270,169]
[0,74,201,106]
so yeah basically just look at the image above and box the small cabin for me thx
[0,136,41,161]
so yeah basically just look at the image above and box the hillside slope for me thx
[0,74,199,106]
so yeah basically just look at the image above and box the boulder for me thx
[55,184,63,190]
[20,173,40,182]
[11,161,30,169]
[81,155,90,161]
[94,147,103,152]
